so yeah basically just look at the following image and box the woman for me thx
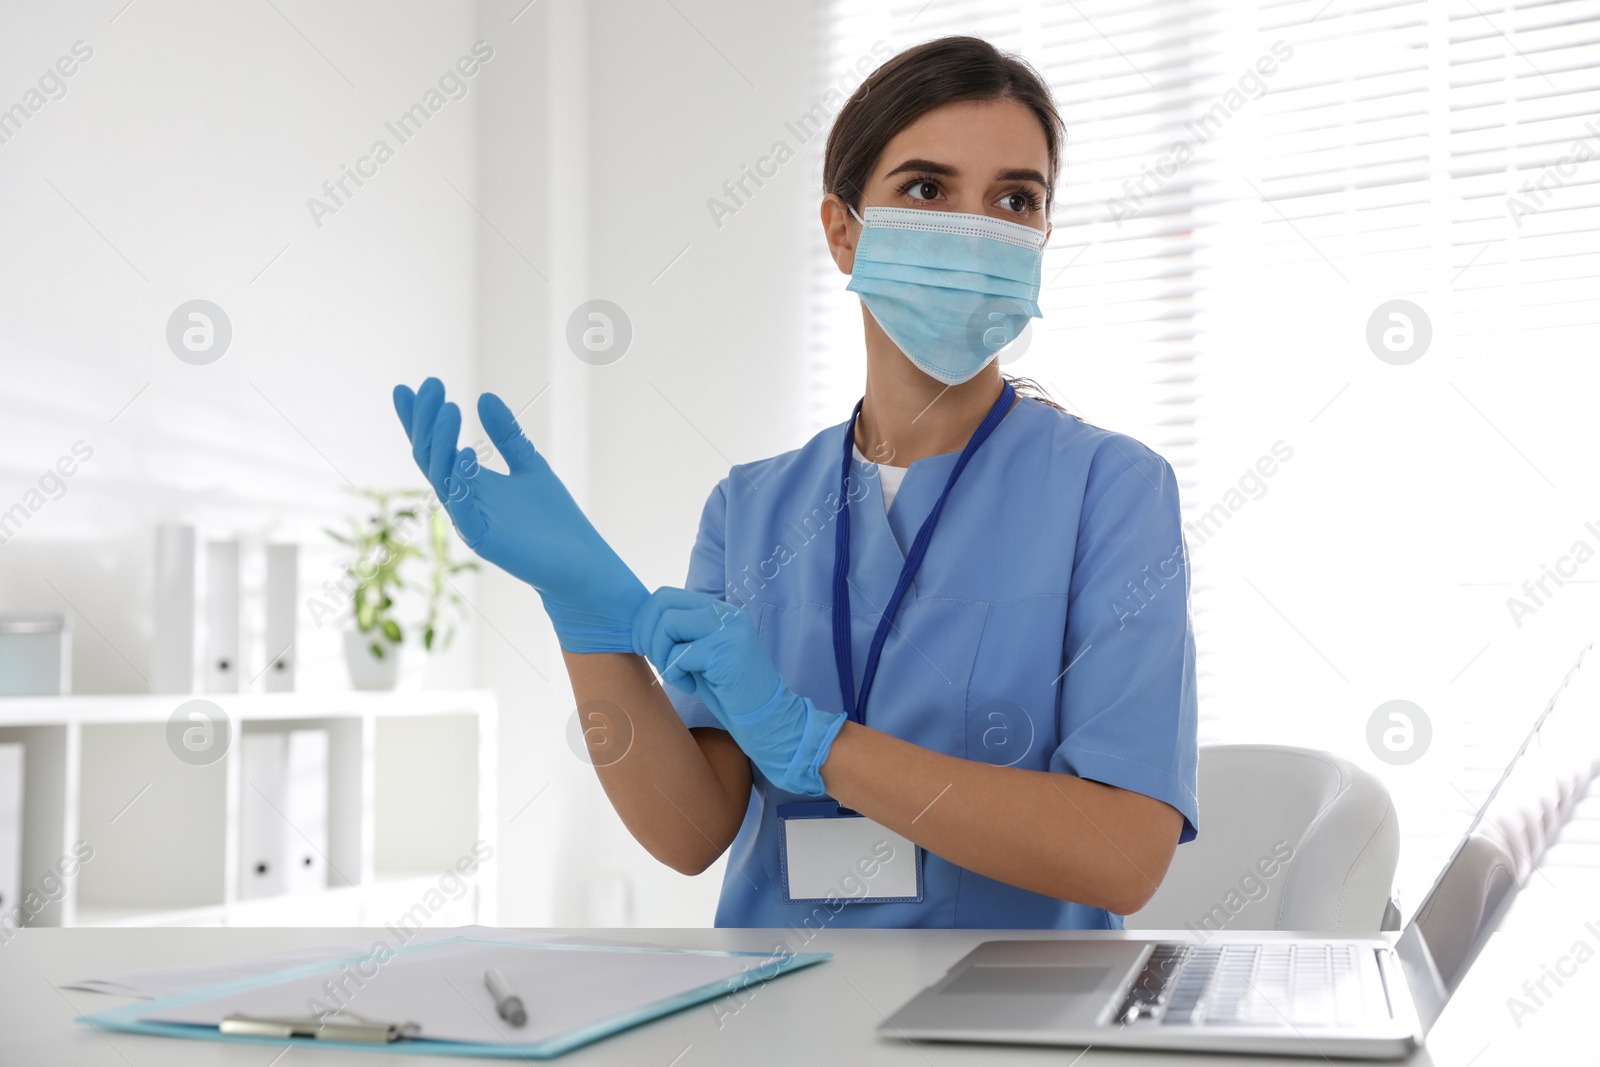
[394,35,1197,930]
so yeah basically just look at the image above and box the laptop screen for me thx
[1396,641,1597,1031]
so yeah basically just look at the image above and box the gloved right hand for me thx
[393,378,648,654]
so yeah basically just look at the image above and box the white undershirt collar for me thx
[853,443,908,512]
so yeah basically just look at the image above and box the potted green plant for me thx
[325,489,476,690]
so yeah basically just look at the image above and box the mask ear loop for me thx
[847,203,865,225]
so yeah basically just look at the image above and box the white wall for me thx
[473,0,822,926]
[0,0,484,888]
[0,0,486,686]
[2,0,840,928]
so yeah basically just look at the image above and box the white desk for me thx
[0,926,1565,1065]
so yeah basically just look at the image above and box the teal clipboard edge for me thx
[76,935,831,1059]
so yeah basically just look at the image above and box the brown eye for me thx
[906,179,940,201]
[1003,192,1031,214]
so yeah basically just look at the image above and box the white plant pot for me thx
[343,629,404,691]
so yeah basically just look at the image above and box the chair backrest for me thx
[1125,744,1399,933]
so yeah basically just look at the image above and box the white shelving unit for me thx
[0,690,497,929]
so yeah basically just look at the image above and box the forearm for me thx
[562,650,748,875]
[819,721,1182,913]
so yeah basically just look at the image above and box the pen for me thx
[485,967,526,1027]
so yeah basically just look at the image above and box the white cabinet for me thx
[0,691,496,929]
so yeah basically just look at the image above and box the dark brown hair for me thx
[823,35,1066,214]
[823,35,1072,416]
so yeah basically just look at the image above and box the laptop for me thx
[879,647,1592,1058]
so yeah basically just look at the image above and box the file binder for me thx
[204,539,240,693]
[238,729,328,899]
[151,524,197,693]
[263,543,297,691]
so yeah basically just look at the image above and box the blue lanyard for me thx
[832,379,1016,726]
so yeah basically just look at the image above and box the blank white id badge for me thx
[776,802,923,904]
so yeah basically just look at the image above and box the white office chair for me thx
[1125,744,1400,933]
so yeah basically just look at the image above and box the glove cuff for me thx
[554,629,637,655]
[539,562,651,655]
[784,697,848,797]
[727,684,846,796]
[542,596,641,655]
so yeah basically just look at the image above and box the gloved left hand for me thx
[631,587,846,796]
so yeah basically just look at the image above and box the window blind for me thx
[1188,0,1600,913]
[810,0,1600,917]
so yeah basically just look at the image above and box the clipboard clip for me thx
[220,1011,421,1044]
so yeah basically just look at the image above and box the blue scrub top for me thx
[666,394,1199,929]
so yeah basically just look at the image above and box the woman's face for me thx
[828,96,1052,272]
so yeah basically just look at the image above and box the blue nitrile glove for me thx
[631,587,847,796]
[393,378,648,654]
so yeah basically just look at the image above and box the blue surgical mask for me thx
[846,204,1046,386]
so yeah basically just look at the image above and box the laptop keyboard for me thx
[1112,942,1370,1028]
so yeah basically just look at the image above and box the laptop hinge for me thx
[1372,946,1398,1020]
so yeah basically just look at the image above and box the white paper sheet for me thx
[65,936,379,998]
[63,927,679,998]
[142,937,783,1046]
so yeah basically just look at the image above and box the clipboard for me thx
[77,935,829,1058]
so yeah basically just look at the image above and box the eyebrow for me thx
[882,158,1048,186]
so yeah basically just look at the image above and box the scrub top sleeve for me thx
[1050,444,1200,843]
[664,476,731,732]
